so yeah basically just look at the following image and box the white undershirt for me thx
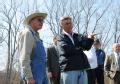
[84,48,98,69]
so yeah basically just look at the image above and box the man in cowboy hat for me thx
[18,11,48,84]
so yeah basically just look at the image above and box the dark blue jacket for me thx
[57,33,94,72]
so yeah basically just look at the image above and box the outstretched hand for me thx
[87,33,97,39]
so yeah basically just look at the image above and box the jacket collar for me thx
[62,30,74,37]
[27,26,39,38]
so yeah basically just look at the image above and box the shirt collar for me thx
[114,52,120,56]
[91,47,96,51]
[62,30,75,45]
[62,30,74,37]
[27,25,39,37]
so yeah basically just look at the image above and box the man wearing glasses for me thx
[18,11,48,84]
[57,16,95,84]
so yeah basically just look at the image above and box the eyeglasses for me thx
[65,22,71,25]
[37,19,44,23]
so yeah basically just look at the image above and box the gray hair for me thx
[59,16,71,26]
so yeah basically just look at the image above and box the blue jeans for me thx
[60,70,88,84]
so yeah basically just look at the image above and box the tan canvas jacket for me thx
[18,26,39,79]
[104,53,118,79]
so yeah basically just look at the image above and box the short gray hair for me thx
[59,16,71,26]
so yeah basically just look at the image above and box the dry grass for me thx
[0,71,20,84]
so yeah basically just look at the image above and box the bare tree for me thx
[0,32,4,45]
[113,12,120,43]
[44,0,112,50]
[44,0,86,35]
[0,0,44,83]
[0,0,24,83]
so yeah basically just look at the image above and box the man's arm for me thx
[77,34,94,50]
[19,30,34,79]
[102,50,106,63]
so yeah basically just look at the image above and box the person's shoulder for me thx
[21,28,31,35]
[57,34,65,40]
[46,45,55,52]
[73,32,82,35]
[99,49,105,53]
[106,53,114,58]
[19,28,33,38]
[110,53,115,56]
[47,45,55,49]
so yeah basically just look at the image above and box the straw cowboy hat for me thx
[23,11,47,25]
